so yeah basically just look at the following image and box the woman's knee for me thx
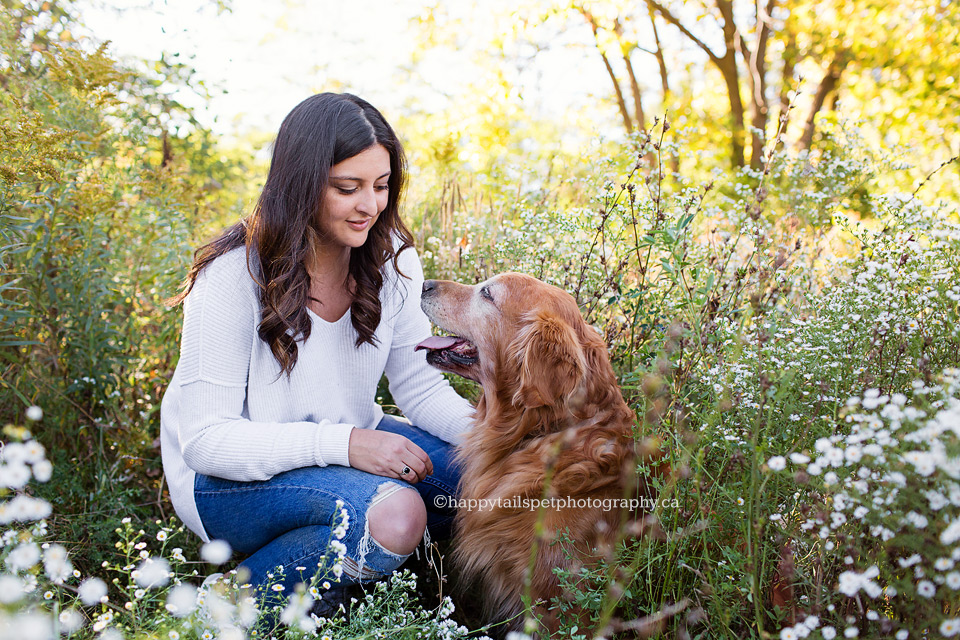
[366,486,426,556]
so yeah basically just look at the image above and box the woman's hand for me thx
[347,428,434,483]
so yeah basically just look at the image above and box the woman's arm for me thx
[173,249,354,481]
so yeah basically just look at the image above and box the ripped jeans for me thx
[193,415,460,595]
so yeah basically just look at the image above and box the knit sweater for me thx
[159,245,474,541]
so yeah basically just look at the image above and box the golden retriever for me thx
[417,273,645,634]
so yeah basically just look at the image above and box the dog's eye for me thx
[479,286,494,302]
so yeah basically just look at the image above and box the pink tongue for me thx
[415,336,461,351]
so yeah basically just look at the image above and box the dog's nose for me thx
[422,280,437,294]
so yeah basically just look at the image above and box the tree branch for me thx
[644,0,722,65]
[578,6,633,133]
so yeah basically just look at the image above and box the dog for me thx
[417,272,648,634]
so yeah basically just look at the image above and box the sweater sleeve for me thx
[382,247,474,443]
[176,250,354,481]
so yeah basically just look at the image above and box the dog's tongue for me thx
[415,336,461,352]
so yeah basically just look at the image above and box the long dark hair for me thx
[169,93,415,375]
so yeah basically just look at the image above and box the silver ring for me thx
[401,466,411,476]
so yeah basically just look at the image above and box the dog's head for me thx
[417,273,609,412]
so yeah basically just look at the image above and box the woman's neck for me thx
[306,236,351,284]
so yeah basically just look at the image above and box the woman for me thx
[159,93,473,606]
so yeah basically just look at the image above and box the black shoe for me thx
[309,583,359,621]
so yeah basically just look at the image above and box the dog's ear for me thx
[512,311,586,409]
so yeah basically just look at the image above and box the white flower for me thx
[6,542,41,572]
[200,540,232,565]
[942,517,960,545]
[768,456,787,471]
[844,627,859,638]
[98,628,125,640]
[825,448,844,467]
[0,462,31,489]
[23,441,44,464]
[780,628,797,640]
[790,453,810,464]
[26,406,43,421]
[43,544,73,584]
[59,608,85,633]
[895,631,908,640]
[134,557,171,588]
[156,530,168,542]
[916,579,936,598]
[0,495,52,523]
[79,577,108,605]
[165,584,198,617]
[897,554,922,568]
[940,619,960,637]
[821,627,837,640]
[31,459,52,482]
[0,574,24,604]
[946,571,960,589]
[935,557,956,571]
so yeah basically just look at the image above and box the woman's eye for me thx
[336,187,358,195]
[375,184,389,192]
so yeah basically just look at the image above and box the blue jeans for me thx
[193,415,460,595]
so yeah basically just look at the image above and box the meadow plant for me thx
[0,408,480,639]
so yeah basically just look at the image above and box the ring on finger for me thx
[401,466,411,477]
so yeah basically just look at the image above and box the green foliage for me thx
[0,1,251,579]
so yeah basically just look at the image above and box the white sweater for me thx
[159,245,474,541]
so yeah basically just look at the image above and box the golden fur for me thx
[418,273,642,633]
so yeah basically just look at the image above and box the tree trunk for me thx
[799,55,847,151]
[747,0,777,169]
[717,0,746,168]
[581,8,634,134]
[615,18,647,132]
[648,5,671,101]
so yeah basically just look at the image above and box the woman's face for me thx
[318,144,391,251]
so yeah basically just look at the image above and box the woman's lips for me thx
[347,219,371,231]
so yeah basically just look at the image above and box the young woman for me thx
[159,93,473,606]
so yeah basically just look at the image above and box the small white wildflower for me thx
[895,631,908,640]
[821,627,837,640]
[789,453,810,464]
[59,608,85,633]
[767,456,787,471]
[165,584,198,617]
[780,628,797,640]
[946,571,960,589]
[134,557,170,588]
[0,574,23,604]
[200,540,232,565]
[898,554,922,568]
[6,542,41,572]
[26,406,43,421]
[917,580,936,598]
[941,518,960,545]
[79,577,108,605]
[940,619,960,637]
[43,544,72,584]
[31,459,53,482]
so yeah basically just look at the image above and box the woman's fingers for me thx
[347,428,433,483]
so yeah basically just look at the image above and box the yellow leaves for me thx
[0,106,79,185]
[44,42,122,108]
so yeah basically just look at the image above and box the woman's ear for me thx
[511,311,586,409]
